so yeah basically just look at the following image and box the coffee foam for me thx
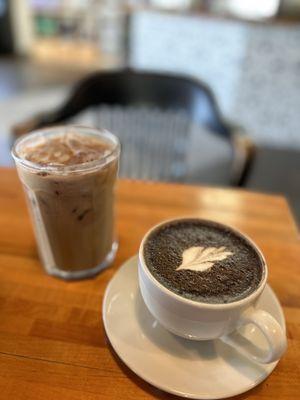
[17,131,112,166]
[144,219,264,304]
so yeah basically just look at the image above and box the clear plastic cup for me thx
[12,126,120,280]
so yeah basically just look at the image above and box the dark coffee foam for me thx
[143,219,264,304]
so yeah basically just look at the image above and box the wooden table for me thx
[0,168,299,400]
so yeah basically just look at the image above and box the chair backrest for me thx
[53,69,230,138]
[13,69,243,183]
[72,105,193,181]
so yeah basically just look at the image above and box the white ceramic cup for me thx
[138,218,287,364]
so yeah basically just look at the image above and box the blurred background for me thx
[0,0,299,223]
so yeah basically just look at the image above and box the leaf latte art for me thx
[143,219,263,303]
[176,246,233,272]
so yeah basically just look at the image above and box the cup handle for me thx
[220,308,287,364]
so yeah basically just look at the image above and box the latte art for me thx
[143,219,264,304]
[176,246,233,272]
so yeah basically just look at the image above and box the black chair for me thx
[12,69,254,185]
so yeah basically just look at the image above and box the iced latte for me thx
[12,126,120,279]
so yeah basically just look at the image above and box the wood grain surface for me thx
[0,168,299,400]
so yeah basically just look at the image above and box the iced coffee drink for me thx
[12,126,120,279]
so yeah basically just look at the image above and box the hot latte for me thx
[143,219,265,304]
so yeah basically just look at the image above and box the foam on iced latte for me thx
[13,127,120,279]
[18,132,113,166]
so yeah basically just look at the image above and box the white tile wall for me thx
[130,11,300,149]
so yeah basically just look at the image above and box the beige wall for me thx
[10,0,34,54]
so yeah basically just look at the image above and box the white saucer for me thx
[103,256,286,399]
